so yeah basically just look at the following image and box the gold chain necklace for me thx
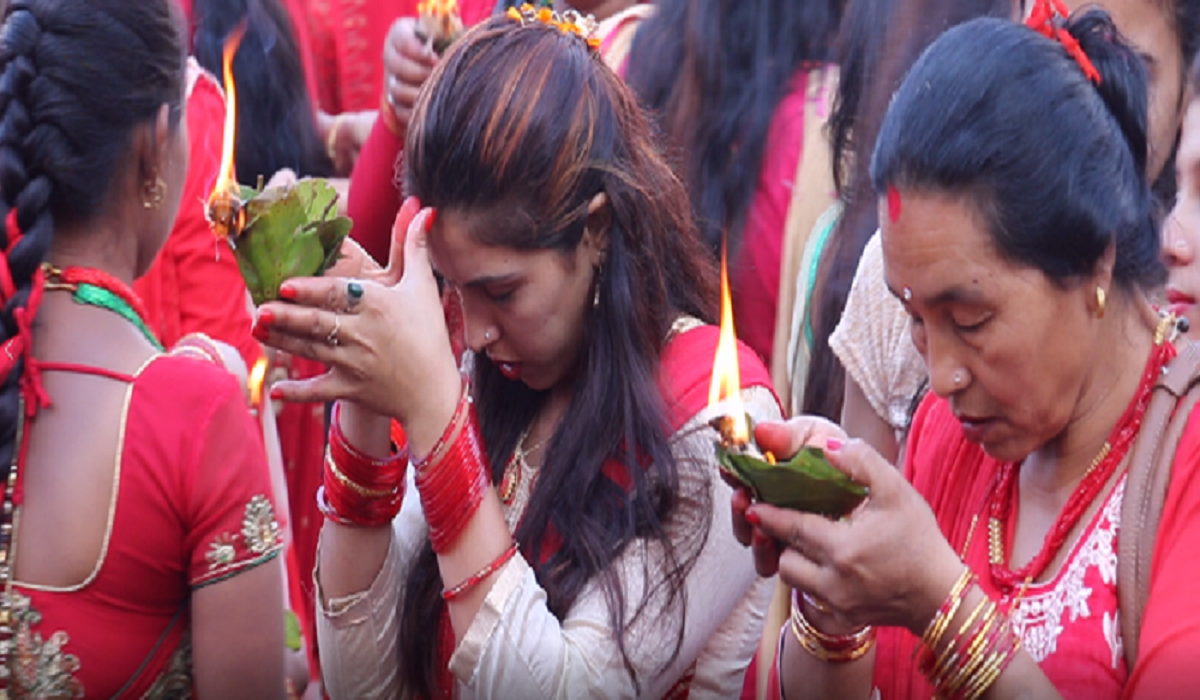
[499,425,552,506]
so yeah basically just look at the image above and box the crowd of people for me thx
[1,0,1199,697]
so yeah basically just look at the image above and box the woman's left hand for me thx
[253,203,462,453]
[746,438,964,635]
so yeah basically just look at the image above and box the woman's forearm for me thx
[317,400,399,599]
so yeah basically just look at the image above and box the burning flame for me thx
[708,241,750,443]
[418,0,459,14]
[248,356,268,408]
[206,22,248,242]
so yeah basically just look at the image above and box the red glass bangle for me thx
[321,452,405,527]
[322,401,410,528]
[414,401,491,553]
[413,377,472,471]
[442,543,519,602]
[329,402,409,491]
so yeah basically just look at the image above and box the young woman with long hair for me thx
[257,12,779,698]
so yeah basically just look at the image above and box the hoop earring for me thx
[1094,286,1106,319]
[142,176,166,210]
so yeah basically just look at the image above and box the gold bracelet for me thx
[789,604,875,663]
[326,449,398,498]
[923,567,975,651]
[930,594,990,681]
[943,602,999,696]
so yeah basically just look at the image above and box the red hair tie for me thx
[1025,0,1102,85]
[0,210,22,302]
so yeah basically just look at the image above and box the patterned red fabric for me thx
[14,355,281,696]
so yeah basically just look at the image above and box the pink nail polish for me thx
[826,438,843,451]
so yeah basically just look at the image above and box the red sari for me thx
[862,372,1200,699]
[14,354,282,696]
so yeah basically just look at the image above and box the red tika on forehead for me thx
[887,186,902,223]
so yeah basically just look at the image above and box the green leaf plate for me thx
[717,444,868,519]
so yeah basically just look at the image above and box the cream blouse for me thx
[316,385,781,699]
[828,231,926,439]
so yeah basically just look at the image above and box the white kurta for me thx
[316,385,781,699]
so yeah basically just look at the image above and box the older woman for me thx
[735,6,1200,700]
[824,0,1200,465]
[257,10,778,698]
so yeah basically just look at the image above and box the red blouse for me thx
[865,387,1200,699]
[12,354,282,696]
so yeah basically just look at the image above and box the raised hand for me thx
[740,435,962,635]
[383,17,439,137]
[253,200,461,456]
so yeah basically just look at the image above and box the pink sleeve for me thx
[1124,408,1200,697]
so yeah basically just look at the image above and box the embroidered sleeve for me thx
[183,368,283,588]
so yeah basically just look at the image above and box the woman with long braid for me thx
[0,1,286,695]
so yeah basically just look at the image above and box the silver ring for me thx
[327,315,341,347]
[386,75,399,110]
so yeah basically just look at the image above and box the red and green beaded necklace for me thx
[42,264,162,350]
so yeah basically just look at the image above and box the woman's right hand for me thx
[729,416,848,575]
[383,17,438,135]
[255,199,461,456]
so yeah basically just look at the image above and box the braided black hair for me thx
[0,0,184,469]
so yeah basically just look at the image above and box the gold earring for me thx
[142,176,166,210]
[1095,286,1106,319]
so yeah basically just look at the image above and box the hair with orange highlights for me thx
[401,15,719,695]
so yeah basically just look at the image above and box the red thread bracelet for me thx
[442,543,519,602]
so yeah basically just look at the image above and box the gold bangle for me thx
[326,449,398,498]
[788,604,875,663]
[931,594,990,681]
[923,567,974,650]
[944,603,999,696]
